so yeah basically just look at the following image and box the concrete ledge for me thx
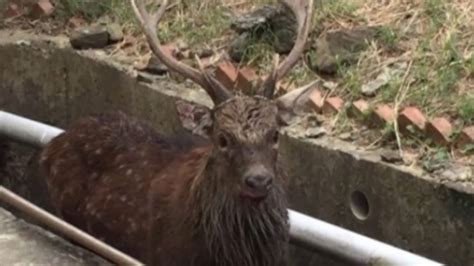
[0,31,472,265]
[0,207,109,265]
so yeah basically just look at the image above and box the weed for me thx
[458,93,474,123]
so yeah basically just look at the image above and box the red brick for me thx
[398,106,426,133]
[307,89,324,113]
[214,62,238,90]
[349,99,370,118]
[160,43,177,58]
[374,104,395,124]
[426,117,453,145]
[235,67,258,91]
[28,0,54,20]
[322,97,344,114]
[456,126,474,148]
[4,3,22,18]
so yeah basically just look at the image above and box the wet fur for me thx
[40,102,289,265]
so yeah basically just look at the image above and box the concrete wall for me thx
[1,33,473,265]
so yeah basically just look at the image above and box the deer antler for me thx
[130,0,231,105]
[260,0,314,99]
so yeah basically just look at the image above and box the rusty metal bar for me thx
[0,110,442,265]
[0,186,143,265]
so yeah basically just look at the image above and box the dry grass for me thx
[55,0,474,126]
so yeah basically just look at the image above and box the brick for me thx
[370,104,395,127]
[398,106,426,133]
[456,126,474,148]
[348,99,370,118]
[160,43,177,58]
[322,97,344,114]
[28,0,54,20]
[4,3,22,18]
[426,117,453,145]
[235,67,258,91]
[214,62,238,90]
[307,89,324,113]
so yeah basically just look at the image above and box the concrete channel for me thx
[1,31,472,265]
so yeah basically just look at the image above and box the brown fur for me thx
[40,96,289,265]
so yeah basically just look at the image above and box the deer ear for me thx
[175,100,213,137]
[275,80,319,126]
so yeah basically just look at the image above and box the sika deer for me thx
[39,0,314,265]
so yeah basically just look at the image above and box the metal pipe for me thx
[0,110,442,265]
[289,210,441,265]
[0,111,64,147]
[0,186,143,265]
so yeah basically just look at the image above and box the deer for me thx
[39,0,314,265]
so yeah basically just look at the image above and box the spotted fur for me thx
[40,96,289,266]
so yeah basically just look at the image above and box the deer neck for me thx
[186,153,290,266]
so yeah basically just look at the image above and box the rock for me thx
[361,62,406,96]
[106,23,123,43]
[380,150,403,164]
[70,25,109,49]
[338,132,353,141]
[143,56,168,75]
[438,165,473,182]
[308,26,380,75]
[229,2,297,61]
[229,32,250,62]
[230,4,285,33]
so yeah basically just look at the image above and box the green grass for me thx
[458,93,474,123]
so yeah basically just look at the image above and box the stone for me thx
[438,165,473,182]
[28,0,54,20]
[338,132,353,141]
[361,62,406,97]
[426,117,453,145]
[380,150,403,164]
[106,23,124,43]
[143,56,168,75]
[229,2,297,60]
[228,32,250,62]
[70,25,109,49]
[308,26,380,75]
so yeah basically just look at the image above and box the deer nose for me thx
[244,175,273,192]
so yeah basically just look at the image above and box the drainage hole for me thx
[350,190,370,220]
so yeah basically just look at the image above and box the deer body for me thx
[39,0,313,264]
[40,110,289,265]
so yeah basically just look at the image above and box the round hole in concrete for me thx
[350,190,370,220]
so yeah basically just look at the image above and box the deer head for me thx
[131,0,313,201]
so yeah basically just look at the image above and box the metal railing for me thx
[0,110,442,265]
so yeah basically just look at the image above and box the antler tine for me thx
[260,0,314,99]
[130,0,231,105]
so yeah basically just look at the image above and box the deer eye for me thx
[217,134,229,150]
